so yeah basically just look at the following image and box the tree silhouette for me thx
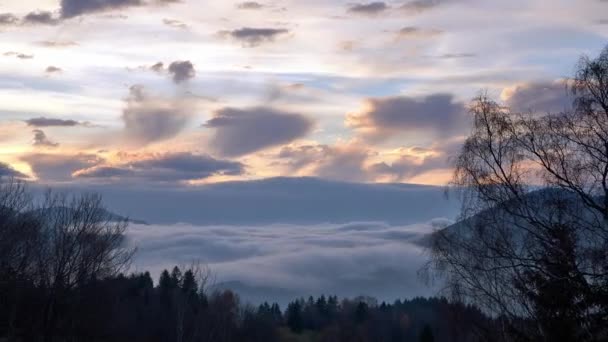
[428,45,608,341]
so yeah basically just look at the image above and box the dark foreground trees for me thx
[428,46,608,341]
[0,180,133,341]
[2,264,494,342]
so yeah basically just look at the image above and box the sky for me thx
[1,0,607,187]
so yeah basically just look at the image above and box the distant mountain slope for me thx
[59,177,460,225]
[435,188,600,242]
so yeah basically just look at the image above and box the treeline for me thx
[2,264,497,342]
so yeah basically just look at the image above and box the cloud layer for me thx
[127,219,451,304]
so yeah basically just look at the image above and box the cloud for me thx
[276,140,457,183]
[396,26,442,39]
[0,13,19,26]
[168,61,195,83]
[0,11,59,26]
[237,2,265,9]
[277,143,371,182]
[399,0,443,13]
[127,219,452,304]
[150,61,164,72]
[347,2,389,15]
[122,85,196,145]
[163,18,188,29]
[37,40,79,48]
[205,106,314,157]
[314,145,370,182]
[75,152,245,182]
[347,93,467,141]
[501,80,573,114]
[22,11,59,25]
[4,52,34,59]
[60,0,143,18]
[220,27,290,47]
[21,153,102,182]
[434,53,477,59]
[0,162,26,178]
[32,129,59,147]
[25,117,80,127]
[45,66,63,74]
[368,147,448,181]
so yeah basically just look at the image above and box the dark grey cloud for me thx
[60,0,182,18]
[75,152,245,182]
[21,153,102,182]
[25,117,79,127]
[23,11,59,25]
[220,27,290,47]
[205,106,314,157]
[0,11,59,26]
[122,85,196,145]
[396,26,442,39]
[0,162,26,178]
[347,2,389,15]
[45,66,63,74]
[237,1,264,9]
[168,61,195,83]
[32,129,59,147]
[60,0,143,18]
[399,0,443,13]
[0,13,19,26]
[74,166,133,179]
[347,93,467,140]
[150,61,164,72]
[503,80,573,114]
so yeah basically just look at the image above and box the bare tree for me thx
[0,179,40,337]
[0,179,38,279]
[28,190,133,341]
[427,46,608,341]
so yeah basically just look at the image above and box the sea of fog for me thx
[126,219,451,305]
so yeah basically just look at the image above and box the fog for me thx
[127,219,452,305]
